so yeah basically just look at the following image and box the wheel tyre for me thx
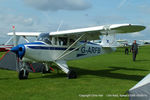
[46,69,51,73]
[67,70,77,79]
[18,70,24,80]
[18,70,29,80]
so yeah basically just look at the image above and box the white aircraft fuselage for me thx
[16,41,115,63]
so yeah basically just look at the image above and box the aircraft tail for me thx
[100,34,117,47]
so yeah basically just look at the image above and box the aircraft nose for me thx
[11,46,19,53]
[11,44,25,59]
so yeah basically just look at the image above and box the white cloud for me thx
[92,15,127,25]
[0,15,34,26]
[24,0,91,11]
[118,0,127,8]
[130,32,144,37]
[0,14,36,38]
[23,18,33,25]
[138,5,150,14]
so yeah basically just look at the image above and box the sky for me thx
[0,0,150,43]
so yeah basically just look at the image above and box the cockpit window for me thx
[43,38,52,45]
[37,33,52,45]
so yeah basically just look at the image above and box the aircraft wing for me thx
[7,24,145,40]
[50,24,145,40]
[7,32,41,37]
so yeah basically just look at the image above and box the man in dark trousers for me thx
[131,40,138,61]
[125,43,129,55]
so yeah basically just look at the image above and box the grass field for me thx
[0,46,150,100]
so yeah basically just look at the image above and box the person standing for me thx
[125,43,129,55]
[131,40,138,61]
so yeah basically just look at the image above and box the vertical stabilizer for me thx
[100,34,117,47]
[12,26,20,46]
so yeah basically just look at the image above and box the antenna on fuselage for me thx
[57,20,63,32]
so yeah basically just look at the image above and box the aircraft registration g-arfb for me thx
[6,24,145,79]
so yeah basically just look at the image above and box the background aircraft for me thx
[0,45,13,52]
[116,39,129,47]
[139,40,150,45]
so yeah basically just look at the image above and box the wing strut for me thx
[57,43,85,60]
[23,36,30,43]
[55,33,86,61]
[55,60,69,74]
[5,36,13,45]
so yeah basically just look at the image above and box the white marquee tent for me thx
[129,73,150,100]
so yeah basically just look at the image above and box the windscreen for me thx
[37,33,51,45]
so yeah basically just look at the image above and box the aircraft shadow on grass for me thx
[0,65,148,81]
[0,78,10,80]
[72,66,149,81]
[136,59,150,62]
[41,66,148,82]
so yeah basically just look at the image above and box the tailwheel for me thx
[67,70,77,79]
[18,70,29,80]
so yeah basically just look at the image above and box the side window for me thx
[54,37,57,45]
[58,37,68,46]
[63,37,67,45]
[69,39,75,45]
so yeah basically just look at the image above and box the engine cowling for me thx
[11,44,25,59]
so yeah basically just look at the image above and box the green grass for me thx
[0,46,150,100]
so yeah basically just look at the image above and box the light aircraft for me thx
[139,40,150,45]
[116,39,129,47]
[0,45,13,52]
[116,40,146,47]
[3,24,145,79]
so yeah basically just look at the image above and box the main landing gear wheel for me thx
[67,70,77,79]
[42,65,51,74]
[18,70,29,80]
[42,66,47,74]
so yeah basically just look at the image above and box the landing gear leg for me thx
[42,64,51,74]
[55,61,77,79]
[18,62,29,80]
